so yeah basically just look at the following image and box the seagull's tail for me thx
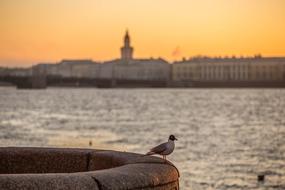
[141,152,155,157]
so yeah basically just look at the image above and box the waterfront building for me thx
[37,60,100,78]
[4,68,32,77]
[35,63,56,76]
[99,31,171,81]
[100,58,171,81]
[0,68,9,77]
[172,57,285,82]
[113,58,170,81]
[97,60,118,79]
[57,59,99,78]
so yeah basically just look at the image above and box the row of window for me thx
[175,65,280,72]
[175,70,282,80]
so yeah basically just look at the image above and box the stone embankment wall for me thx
[0,147,179,190]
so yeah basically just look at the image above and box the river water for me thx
[0,87,285,189]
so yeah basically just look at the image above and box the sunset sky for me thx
[0,0,285,67]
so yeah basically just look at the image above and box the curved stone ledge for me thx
[0,147,179,190]
[0,173,99,190]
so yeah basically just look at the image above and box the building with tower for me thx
[100,30,171,81]
[121,30,134,61]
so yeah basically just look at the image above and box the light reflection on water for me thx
[0,87,285,189]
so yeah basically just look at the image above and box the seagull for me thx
[146,135,178,160]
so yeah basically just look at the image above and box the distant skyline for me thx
[1,0,285,67]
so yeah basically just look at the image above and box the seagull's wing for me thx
[149,142,167,154]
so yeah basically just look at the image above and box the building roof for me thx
[173,56,285,64]
[59,59,99,65]
[103,58,169,65]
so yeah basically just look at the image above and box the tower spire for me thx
[124,29,130,47]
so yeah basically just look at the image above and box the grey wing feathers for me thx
[150,142,167,154]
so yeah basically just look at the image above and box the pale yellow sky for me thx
[0,0,285,67]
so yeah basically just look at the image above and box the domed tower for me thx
[121,30,134,61]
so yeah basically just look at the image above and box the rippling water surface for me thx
[0,87,285,189]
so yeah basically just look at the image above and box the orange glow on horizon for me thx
[1,0,285,67]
